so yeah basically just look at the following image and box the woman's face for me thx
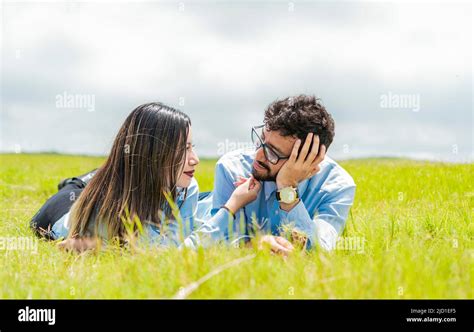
[176,126,200,188]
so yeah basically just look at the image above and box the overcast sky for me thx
[1,0,472,162]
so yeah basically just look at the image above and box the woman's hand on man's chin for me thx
[226,175,262,215]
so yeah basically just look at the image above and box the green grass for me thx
[0,154,472,299]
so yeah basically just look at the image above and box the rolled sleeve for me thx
[279,184,356,251]
[279,201,317,244]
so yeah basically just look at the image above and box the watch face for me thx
[280,187,296,203]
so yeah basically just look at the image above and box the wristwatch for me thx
[276,186,299,204]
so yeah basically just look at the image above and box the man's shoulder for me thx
[316,156,356,192]
[217,148,255,164]
[215,149,255,178]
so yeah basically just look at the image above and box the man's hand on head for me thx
[276,133,326,190]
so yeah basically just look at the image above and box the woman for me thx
[30,102,261,249]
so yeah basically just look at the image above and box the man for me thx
[195,94,356,253]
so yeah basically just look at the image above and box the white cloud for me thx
[1,1,472,162]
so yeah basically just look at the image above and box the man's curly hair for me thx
[263,95,335,150]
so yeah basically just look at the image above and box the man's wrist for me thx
[279,198,300,212]
[276,179,298,190]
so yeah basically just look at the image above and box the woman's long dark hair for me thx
[68,102,191,240]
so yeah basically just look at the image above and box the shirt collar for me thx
[264,181,277,201]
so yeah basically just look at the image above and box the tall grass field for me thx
[0,154,472,299]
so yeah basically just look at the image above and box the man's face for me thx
[251,128,297,181]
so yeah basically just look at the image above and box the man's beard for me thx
[251,162,276,182]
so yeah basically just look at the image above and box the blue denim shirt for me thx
[194,149,356,250]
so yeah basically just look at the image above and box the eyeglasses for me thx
[251,125,289,165]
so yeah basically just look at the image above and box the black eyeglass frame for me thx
[251,125,290,165]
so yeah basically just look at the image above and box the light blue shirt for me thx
[195,149,356,250]
[51,181,204,243]
[51,149,355,251]
[51,177,236,249]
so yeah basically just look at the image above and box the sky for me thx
[1,0,472,162]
